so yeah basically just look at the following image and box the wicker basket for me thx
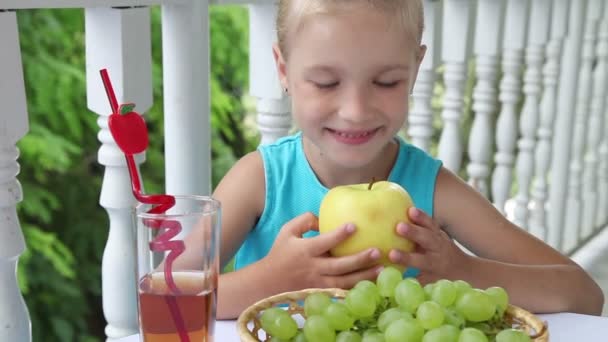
[236,288,549,342]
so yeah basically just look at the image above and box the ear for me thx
[272,43,289,91]
[410,44,427,94]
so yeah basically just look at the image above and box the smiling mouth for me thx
[327,128,380,145]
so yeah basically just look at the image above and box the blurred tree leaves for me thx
[16,5,253,341]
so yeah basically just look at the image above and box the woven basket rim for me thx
[236,288,549,342]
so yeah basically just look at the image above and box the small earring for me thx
[284,87,289,94]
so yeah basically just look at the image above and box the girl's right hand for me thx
[261,212,383,291]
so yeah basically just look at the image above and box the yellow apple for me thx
[318,180,415,272]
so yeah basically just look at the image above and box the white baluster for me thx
[562,0,599,252]
[548,0,587,252]
[162,0,211,197]
[530,0,569,241]
[409,0,441,153]
[0,11,31,342]
[598,4,608,229]
[85,7,152,340]
[467,0,504,196]
[579,0,605,242]
[513,0,551,231]
[438,0,472,172]
[250,4,292,145]
[492,0,529,215]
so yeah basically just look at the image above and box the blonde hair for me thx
[276,0,424,55]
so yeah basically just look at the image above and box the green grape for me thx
[323,302,355,331]
[346,288,378,318]
[443,307,465,329]
[259,307,298,340]
[432,279,457,307]
[422,324,460,342]
[376,266,403,298]
[336,330,362,342]
[269,337,289,342]
[458,327,488,342]
[377,308,412,332]
[304,292,332,317]
[384,318,424,342]
[424,283,435,300]
[485,286,509,315]
[453,280,472,300]
[362,330,385,342]
[416,301,445,330]
[454,289,496,322]
[355,280,382,305]
[292,331,308,342]
[495,328,531,342]
[303,315,336,342]
[394,279,426,313]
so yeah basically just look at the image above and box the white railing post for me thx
[85,7,153,340]
[492,0,529,214]
[161,0,212,197]
[0,10,31,342]
[598,4,608,230]
[249,4,291,145]
[548,0,588,251]
[530,0,569,241]
[574,0,604,244]
[513,0,551,231]
[467,0,504,196]
[409,0,441,153]
[437,0,472,172]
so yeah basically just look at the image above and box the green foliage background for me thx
[16,6,255,341]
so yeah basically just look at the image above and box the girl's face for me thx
[274,4,425,171]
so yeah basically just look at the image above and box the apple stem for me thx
[368,177,377,190]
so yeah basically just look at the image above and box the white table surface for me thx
[116,312,608,342]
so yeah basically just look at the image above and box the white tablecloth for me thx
[115,312,608,342]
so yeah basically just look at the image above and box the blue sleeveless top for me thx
[233,132,442,277]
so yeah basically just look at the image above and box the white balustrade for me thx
[409,0,441,153]
[599,4,608,230]
[249,4,292,145]
[466,0,504,196]
[549,0,588,251]
[85,6,153,340]
[0,11,31,342]
[492,0,529,215]
[513,0,551,231]
[530,0,569,241]
[162,0,212,197]
[438,0,472,172]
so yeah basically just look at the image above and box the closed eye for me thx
[315,81,340,89]
[374,80,401,88]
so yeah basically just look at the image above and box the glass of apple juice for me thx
[134,195,220,342]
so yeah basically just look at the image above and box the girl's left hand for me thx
[388,207,470,284]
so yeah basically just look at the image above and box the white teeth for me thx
[335,130,372,138]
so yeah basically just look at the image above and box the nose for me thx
[337,85,373,123]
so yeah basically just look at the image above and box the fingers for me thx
[408,207,439,231]
[396,222,436,251]
[281,212,319,238]
[389,249,429,272]
[319,247,382,276]
[307,223,357,255]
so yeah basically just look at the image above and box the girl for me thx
[187,0,604,319]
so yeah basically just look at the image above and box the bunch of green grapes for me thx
[258,267,534,342]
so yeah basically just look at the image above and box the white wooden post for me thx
[492,0,529,214]
[467,0,504,196]
[409,0,441,153]
[249,4,291,145]
[598,4,608,230]
[161,0,212,196]
[513,0,551,230]
[548,0,587,251]
[571,0,603,245]
[85,7,153,340]
[530,0,569,241]
[438,0,472,172]
[0,11,31,342]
